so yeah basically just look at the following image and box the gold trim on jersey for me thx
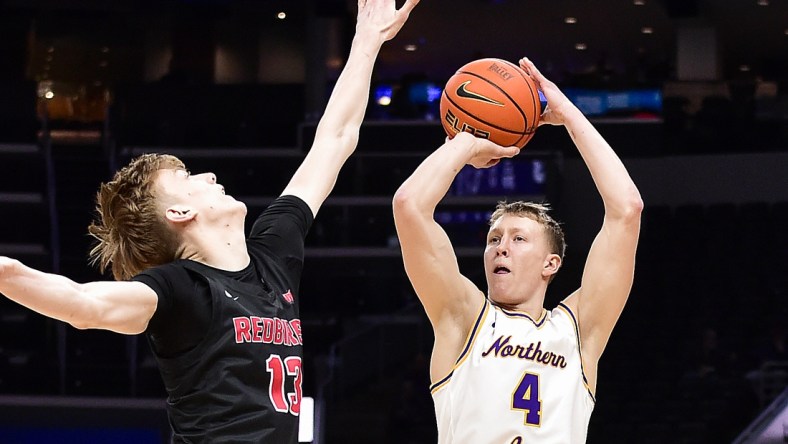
[429,299,490,394]
[556,303,596,403]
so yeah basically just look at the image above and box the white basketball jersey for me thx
[431,299,595,444]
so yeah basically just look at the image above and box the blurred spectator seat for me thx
[749,361,788,408]
[110,84,304,148]
[0,81,40,144]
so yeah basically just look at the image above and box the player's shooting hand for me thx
[452,132,520,169]
[519,57,576,127]
[357,0,420,42]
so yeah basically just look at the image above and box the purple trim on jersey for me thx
[455,299,489,365]
[428,299,488,393]
[557,302,596,404]
[429,370,453,393]
[497,306,548,327]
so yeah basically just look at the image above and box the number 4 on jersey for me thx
[512,372,541,426]
[266,354,302,415]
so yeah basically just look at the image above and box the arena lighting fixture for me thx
[404,44,417,51]
[633,0,645,5]
[641,27,654,34]
[564,16,577,24]
[277,11,286,19]
[757,0,768,5]
[575,43,587,50]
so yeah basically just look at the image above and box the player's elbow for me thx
[67,301,106,330]
[625,191,644,220]
[392,185,419,218]
[614,187,644,223]
[68,314,96,330]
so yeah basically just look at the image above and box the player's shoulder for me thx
[138,259,220,286]
[547,302,582,335]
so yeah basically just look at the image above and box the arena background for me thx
[0,0,786,442]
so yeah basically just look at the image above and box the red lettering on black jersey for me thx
[289,319,302,345]
[233,317,252,343]
[234,316,302,346]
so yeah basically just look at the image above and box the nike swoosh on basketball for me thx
[456,81,504,106]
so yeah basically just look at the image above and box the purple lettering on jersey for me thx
[482,335,568,369]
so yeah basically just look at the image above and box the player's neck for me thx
[180,223,250,271]
[490,288,546,319]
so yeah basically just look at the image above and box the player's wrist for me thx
[352,27,387,49]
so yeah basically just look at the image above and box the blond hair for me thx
[88,153,185,280]
[489,201,566,263]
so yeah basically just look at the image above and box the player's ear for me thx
[165,205,197,224]
[542,253,561,277]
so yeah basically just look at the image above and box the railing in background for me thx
[313,303,430,444]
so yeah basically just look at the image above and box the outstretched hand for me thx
[519,57,576,127]
[451,132,520,169]
[357,0,420,42]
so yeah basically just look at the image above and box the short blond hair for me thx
[88,153,185,280]
[489,201,566,262]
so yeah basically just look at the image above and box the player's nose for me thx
[193,172,217,184]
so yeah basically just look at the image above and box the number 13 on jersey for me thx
[266,354,302,415]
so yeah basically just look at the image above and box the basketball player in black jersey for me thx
[0,0,419,442]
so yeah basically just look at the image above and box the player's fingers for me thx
[519,57,544,88]
[400,0,420,14]
[519,58,535,76]
[498,145,521,158]
[477,138,520,157]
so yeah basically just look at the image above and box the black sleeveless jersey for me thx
[134,196,312,443]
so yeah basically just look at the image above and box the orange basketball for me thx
[440,58,541,148]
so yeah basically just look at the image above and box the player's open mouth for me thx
[494,266,510,274]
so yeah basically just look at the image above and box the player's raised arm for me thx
[520,57,643,372]
[0,256,157,335]
[281,0,419,216]
[393,133,519,376]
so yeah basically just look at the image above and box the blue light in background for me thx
[409,82,442,104]
[538,90,547,112]
[448,158,546,197]
[374,84,393,106]
[563,88,662,116]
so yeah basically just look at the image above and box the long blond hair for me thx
[88,153,185,280]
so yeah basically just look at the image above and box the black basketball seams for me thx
[498,59,541,132]
[451,71,528,133]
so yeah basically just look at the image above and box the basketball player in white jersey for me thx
[393,57,643,443]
